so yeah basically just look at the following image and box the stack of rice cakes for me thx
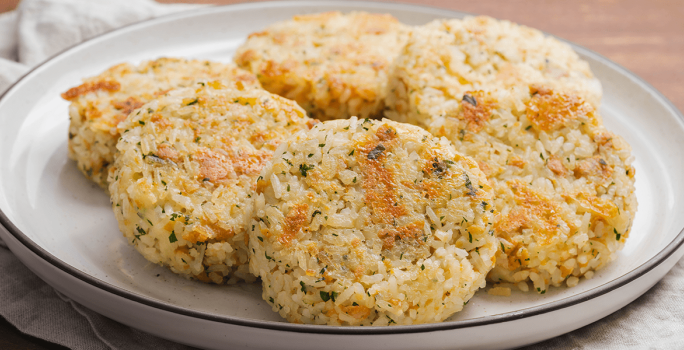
[386,18,636,294]
[249,118,496,325]
[108,85,314,284]
[235,11,410,121]
[62,58,260,189]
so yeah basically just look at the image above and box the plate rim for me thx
[1,0,683,336]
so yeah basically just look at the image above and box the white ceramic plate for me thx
[1,1,684,349]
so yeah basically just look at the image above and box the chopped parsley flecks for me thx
[464,173,476,196]
[299,164,314,177]
[320,291,331,302]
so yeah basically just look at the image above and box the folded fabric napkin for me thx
[0,0,683,349]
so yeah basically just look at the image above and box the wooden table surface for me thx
[0,0,682,349]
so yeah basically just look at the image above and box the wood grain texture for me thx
[0,0,20,14]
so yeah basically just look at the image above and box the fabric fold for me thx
[15,0,198,66]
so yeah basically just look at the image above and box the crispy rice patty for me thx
[248,118,497,325]
[427,86,636,294]
[63,57,260,189]
[386,16,602,128]
[108,85,313,284]
[235,11,409,121]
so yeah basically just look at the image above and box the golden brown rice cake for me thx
[109,84,314,284]
[249,118,497,325]
[63,57,260,189]
[427,86,636,294]
[235,11,409,121]
[386,16,602,128]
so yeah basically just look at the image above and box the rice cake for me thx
[109,84,313,284]
[63,57,260,189]
[248,118,497,325]
[386,16,602,128]
[427,86,636,293]
[235,11,409,121]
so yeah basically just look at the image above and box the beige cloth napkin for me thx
[1,0,683,349]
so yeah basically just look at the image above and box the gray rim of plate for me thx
[1,0,683,336]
